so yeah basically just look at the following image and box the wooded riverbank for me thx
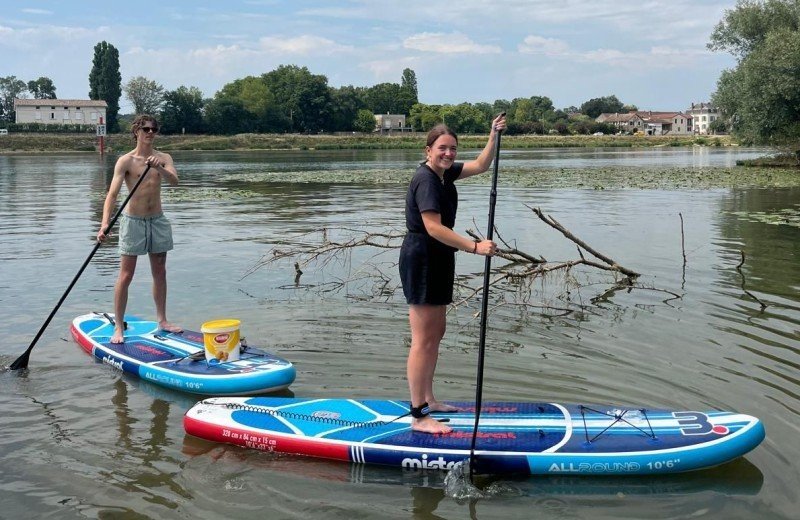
[0,132,734,153]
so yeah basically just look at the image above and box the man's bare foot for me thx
[428,400,459,413]
[110,329,125,344]
[411,416,453,434]
[159,321,183,333]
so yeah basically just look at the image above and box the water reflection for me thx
[179,439,762,519]
[499,146,768,168]
[171,147,769,171]
[1,150,797,519]
[106,379,190,509]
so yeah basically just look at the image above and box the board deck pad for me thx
[184,397,765,475]
[71,313,296,395]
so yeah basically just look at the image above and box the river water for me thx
[1,147,798,519]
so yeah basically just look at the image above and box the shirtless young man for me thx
[97,114,181,343]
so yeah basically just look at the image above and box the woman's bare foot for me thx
[159,321,183,333]
[412,415,453,434]
[110,329,125,344]
[428,400,459,413]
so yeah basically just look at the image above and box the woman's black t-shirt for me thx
[404,162,464,246]
[399,162,464,305]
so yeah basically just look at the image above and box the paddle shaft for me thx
[9,164,153,370]
[469,128,502,478]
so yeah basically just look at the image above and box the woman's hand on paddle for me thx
[475,239,497,256]
[492,113,507,133]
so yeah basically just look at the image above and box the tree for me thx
[400,68,418,100]
[27,77,57,99]
[407,102,489,133]
[511,96,555,124]
[366,82,404,114]
[708,0,798,58]
[708,118,728,135]
[408,103,442,131]
[262,65,333,132]
[446,103,490,133]
[88,41,122,131]
[123,76,165,115]
[580,95,624,118]
[0,76,27,121]
[204,97,255,134]
[353,109,376,132]
[398,68,418,115]
[493,99,512,115]
[330,85,369,131]
[473,102,495,121]
[160,86,205,134]
[216,76,281,131]
[709,0,800,152]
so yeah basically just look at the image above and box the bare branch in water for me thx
[736,250,767,310]
[243,209,678,316]
[527,206,640,279]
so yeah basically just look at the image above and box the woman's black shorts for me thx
[399,233,455,305]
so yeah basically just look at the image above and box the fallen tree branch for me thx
[243,208,673,317]
[527,205,640,278]
[736,250,767,310]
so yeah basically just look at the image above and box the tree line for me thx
[5,0,798,153]
[0,41,632,136]
[114,63,629,136]
[709,0,800,156]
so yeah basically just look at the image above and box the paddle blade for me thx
[9,348,32,370]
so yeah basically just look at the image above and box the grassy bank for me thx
[0,132,735,153]
[736,152,800,167]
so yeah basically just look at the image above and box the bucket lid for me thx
[201,318,241,333]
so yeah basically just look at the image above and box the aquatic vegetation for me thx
[213,166,800,190]
[162,186,261,202]
[729,206,800,228]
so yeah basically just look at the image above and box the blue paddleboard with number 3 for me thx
[184,397,764,475]
[71,313,295,395]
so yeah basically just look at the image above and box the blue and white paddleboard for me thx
[184,397,764,475]
[71,313,296,396]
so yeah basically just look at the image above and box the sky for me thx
[2,0,739,113]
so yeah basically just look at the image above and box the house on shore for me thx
[374,113,412,134]
[686,102,720,134]
[595,112,646,133]
[639,111,692,136]
[14,99,107,126]
[596,110,692,136]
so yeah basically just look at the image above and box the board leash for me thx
[205,400,448,430]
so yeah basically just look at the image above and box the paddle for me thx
[9,164,153,370]
[468,115,504,479]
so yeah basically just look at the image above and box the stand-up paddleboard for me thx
[184,397,764,475]
[71,313,296,395]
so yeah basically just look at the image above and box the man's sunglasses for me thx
[140,126,159,134]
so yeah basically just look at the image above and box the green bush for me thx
[4,122,97,133]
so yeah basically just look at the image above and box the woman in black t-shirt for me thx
[399,113,506,433]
